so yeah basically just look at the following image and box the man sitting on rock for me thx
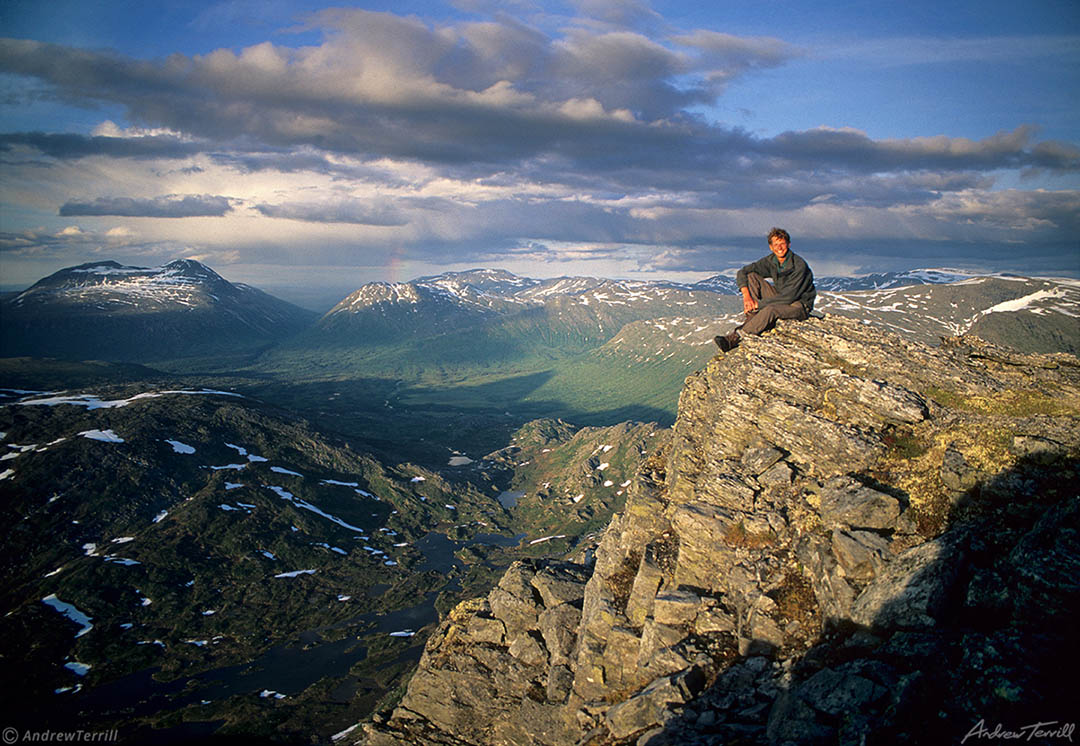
[715,227,816,352]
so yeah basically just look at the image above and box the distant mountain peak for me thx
[160,257,226,279]
[2,258,315,362]
[66,260,128,272]
[23,258,225,290]
[431,268,525,281]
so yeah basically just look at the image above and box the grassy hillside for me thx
[234,305,739,467]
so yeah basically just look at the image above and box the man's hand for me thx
[741,287,758,314]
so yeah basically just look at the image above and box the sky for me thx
[1,0,1078,309]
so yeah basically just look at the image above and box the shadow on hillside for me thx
[244,370,674,467]
[0,356,165,389]
[653,449,1080,745]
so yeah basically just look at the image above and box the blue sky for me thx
[1,0,1077,307]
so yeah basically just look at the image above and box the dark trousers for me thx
[739,273,808,336]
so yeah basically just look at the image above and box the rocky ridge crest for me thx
[356,315,1080,745]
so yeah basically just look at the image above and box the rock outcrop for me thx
[356,316,1080,745]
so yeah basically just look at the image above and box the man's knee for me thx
[779,302,809,321]
[741,302,808,336]
[741,305,780,335]
[746,273,774,300]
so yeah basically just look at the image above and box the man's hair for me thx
[768,227,791,244]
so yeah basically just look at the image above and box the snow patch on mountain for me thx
[80,429,124,443]
[41,594,94,637]
[267,485,368,534]
[17,389,242,410]
[979,286,1080,317]
[166,439,196,454]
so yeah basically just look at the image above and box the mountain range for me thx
[818,275,1080,353]
[3,258,1077,469]
[5,261,1077,367]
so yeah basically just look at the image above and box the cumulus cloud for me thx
[0,20,1074,182]
[922,189,1080,234]
[0,4,1077,282]
[59,194,233,218]
[0,12,792,162]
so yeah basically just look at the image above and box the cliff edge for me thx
[354,315,1080,745]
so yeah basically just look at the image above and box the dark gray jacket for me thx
[736,251,816,312]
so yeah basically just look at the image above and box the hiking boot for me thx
[713,332,740,352]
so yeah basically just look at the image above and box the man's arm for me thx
[741,285,757,313]
[735,256,772,313]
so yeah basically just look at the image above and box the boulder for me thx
[851,532,965,629]
[756,400,881,477]
[546,664,574,704]
[837,376,929,424]
[603,626,645,691]
[652,589,701,627]
[625,551,665,627]
[636,619,688,676]
[696,473,757,512]
[831,529,890,583]
[508,632,548,666]
[531,561,589,609]
[1007,496,1080,630]
[940,443,978,492]
[694,606,736,635]
[819,477,901,531]
[671,501,740,590]
[766,662,894,745]
[489,587,540,633]
[538,603,581,665]
[605,668,706,740]
[466,614,506,645]
[758,460,793,487]
[741,444,785,475]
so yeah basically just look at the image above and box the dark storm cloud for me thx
[761,126,1080,174]
[59,194,233,218]
[0,131,203,160]
[206,149,392,179]
[254,198,410,226]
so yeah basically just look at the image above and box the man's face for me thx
[769,236,790,261]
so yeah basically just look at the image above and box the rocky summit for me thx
[352,315,1080,746]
